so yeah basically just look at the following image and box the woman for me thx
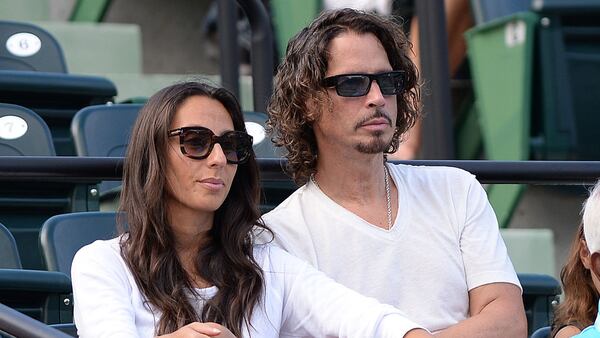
[550,183,600,338]
[71,81,431,338]
[553,220,600,336]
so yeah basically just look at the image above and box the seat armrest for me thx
[0,269,71,294]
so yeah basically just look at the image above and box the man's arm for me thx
[436,282,527,338]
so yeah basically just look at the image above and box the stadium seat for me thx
[35,21,143,75]
[0,0,50,22]
[518,274,561,336]
[0,104,100,269]
[0,20,67,73]
[40,212,121,276]
[0,222,21,269]
[0,218,73,326]
[71,104,141,206]
[0,103,55,156]
[530,325,550,338]
[243,111,280,159]
[0,69,116,155]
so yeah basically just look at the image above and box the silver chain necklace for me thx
[311,164,393,230]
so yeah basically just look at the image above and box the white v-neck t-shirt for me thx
[71,237,423,337]
[262,164,520,333]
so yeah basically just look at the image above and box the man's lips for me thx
[360,117,391,129]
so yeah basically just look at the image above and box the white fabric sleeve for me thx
[71,242,141,338]
[266,246,425,337]
[460,177,521,291]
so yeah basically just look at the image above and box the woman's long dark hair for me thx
[118,81,269,336]
[552,224,598,336]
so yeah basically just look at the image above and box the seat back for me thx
[71,104,141,199]
[530,325,550,338]
[518,273,562,336]
[0,20,67,73]
[0,222,21,269]
[71,104,141,157]
[243,111,281,159]
[40,212,120,276]
[0,103,55,156]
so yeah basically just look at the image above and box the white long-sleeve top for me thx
[72,237,423,338]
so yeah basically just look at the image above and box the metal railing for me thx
[1,157,600,185]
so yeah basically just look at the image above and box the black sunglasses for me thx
[168,126,253,164]
[322,71,405,97]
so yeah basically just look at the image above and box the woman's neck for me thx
[167,203,215,287]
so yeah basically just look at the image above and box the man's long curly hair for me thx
[267,8,421,185]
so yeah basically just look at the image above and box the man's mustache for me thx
[354,109,392,131]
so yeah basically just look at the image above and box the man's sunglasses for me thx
[168,126,253,164]
[322,71,405,97]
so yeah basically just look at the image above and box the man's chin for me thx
[355,140,389,154]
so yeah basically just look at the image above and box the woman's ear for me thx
[580,239,592,269]
[591,251,600,281]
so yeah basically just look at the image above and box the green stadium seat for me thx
[531,0,600,160]
[34,21,143,75]
[0,0,50,22]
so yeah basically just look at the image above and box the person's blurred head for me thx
[268,8,421,185]
[584,181,600,256]
[119,81,266,336]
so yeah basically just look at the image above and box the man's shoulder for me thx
[389,163,475,185]
[262,184,311,222]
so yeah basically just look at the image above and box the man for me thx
[263,8,526,337]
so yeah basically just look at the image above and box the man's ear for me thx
[305,97,320,124]
[590,251,600,280]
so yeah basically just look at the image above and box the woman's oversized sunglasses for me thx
[168,126,253,164]
[322,70,405,97]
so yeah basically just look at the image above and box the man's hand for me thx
[158,322,236,338]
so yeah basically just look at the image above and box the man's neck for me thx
[314,149,388,204]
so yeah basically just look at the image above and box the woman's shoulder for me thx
[553,324,583,338]
[72,236,126,275]
[75,236,122,259]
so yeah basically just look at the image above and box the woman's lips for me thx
[197,178,225,191]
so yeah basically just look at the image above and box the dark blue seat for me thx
[0,221,20,269]
[71,104,141,200]
[0,223,72,326]
[530,325,550,338]
[518,274,561,336]
[0,20,67,73]
[40,212,121,276]
[0,103,55,156]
